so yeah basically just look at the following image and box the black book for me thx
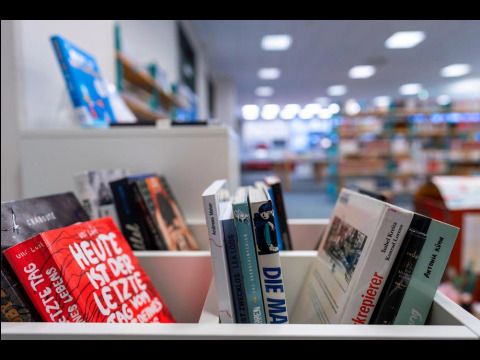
[1,192,89,322]
[109,175,156,250]
[369,213,431,324]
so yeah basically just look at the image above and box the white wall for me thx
[119,20,211,119]
[1,21,21,201]
[16,20,116,130]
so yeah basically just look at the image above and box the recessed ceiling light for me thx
[447,77,480,96]
[349,65,376,79]
[440,64,472,78]
[373,96,391,108]
[241,104,260,120]
[280,104,301,120]
[399,83,422,96]
[258,68,281,80]
[385,31,426,49]
[261,104,280,120]
[327,85,347,97]
[328,103,341,114]
[255,86,274,97]
[315,97,330,106]
[345,99,361,116]
[436,94,452,106]
[261,35,292,51]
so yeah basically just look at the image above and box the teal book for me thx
[232,187,267,324]
[393,219,459,325]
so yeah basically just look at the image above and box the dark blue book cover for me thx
[222,218,249,323]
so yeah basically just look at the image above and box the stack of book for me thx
[1,193,175,323]
[291,188,459,325]
[201,176,291,324]
[74,170,199,252]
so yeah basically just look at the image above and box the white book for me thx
[291,188,412,324]
[248,186,288,324]
[202,179,235,323]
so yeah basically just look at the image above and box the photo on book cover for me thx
[252,201,279,255]
[322,216,368,287]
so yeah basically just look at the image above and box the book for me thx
[393,219,458,325]
[4,217,176,323]
[248,186,289,324]
[291,188,412,324]
[145,176,198,251]
[221,203,249,323]
[51,35,116,128]
[264,176,293,250]
[232,187,267,324]
[1,192,89,322]
[201,180,235,323]
[74,169,128,226]
[370,214,431,324]
[109,175,156,250]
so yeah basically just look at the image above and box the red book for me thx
[4,217,175,323]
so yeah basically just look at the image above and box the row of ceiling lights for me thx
[254,31,473,99]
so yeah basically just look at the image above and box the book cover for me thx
[248,186,288,324]
[132,178,168,250]
[340,205,413,324]
[370,214,431,324]
[255,181,284,251]
[145,176,198,251]
[201,180,235,323]
[265,176,292,250]
[291,188,388,324]
[393,219,459,325]
[51,35,116,128]
[233,187,267,324]
[221,204,249,323]
[74,169,128,226]
[109,175,156,250]
[4,217,176,323]
[1,192,89,322]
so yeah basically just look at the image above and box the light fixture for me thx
[315,97,330,106]
[255,86,274,97]
[436,94,452,106]
[258,68,281,80]
[328,103,341,114]
[261,34,292,51]
[447,77,480,96]
[349,65,376,79]
[318,108,333,119]
[440,64,472,78]
[345,99,361,116]
[399,83,422,96]
[241,104,260,120]
[327,85,347,97]
[261,104,280,120]
[373,96,391,108]
[280,104,301,120]
[385,31,426,49]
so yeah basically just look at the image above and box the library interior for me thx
[1,20,479,340]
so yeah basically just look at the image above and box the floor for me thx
[241,170,413,220]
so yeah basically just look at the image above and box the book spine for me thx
[73,172,98,219]
[393,221,459,325]
[271,183,292,250]
[132,181,167,250]
[3,236,85,322]
[1,266,40,322]
[233,202,267,324]
[341,208,413,324]
[222,218,249,323]
[250,199,288,324]
[268,188,284,251]
[202,194,235,323]
[110,180,149,250]
[51,36,82,107]
[369,215,431,324]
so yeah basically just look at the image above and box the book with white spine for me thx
[202,180,235,323]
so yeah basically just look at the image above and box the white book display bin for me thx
[2,220,479,339]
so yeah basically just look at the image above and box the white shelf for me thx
[1,221,479,340]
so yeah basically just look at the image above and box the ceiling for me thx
[191,20,480,109]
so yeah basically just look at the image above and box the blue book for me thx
[221,204,249,323]
[51,35,116,128]
[233,188,267,324]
